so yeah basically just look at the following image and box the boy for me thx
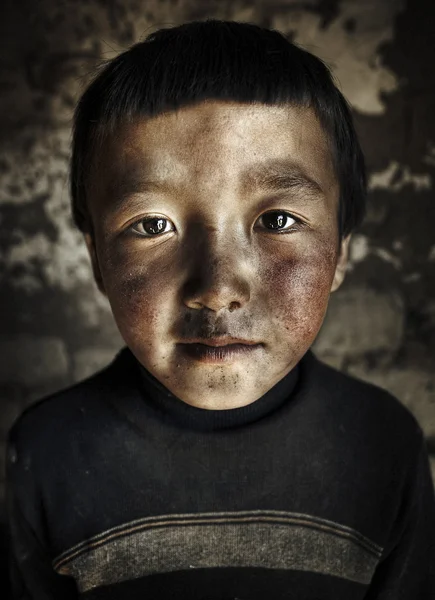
[6,18,435,599]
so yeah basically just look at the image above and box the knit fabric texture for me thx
[6,347,435,599]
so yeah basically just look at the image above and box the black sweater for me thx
[6,347,435,599]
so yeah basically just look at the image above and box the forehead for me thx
[92,101,337,202]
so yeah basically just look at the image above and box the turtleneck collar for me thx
[133,353,301,432]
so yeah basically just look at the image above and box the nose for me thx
[182,233,251,313]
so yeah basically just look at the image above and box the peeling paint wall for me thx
[0,0,434,556]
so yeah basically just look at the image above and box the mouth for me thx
[177,337,264,363]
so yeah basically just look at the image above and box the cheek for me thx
[98,245,174,338]
[261,240,337,342]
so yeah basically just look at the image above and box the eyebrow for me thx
[106,173,174,213]
[240,159,324,196]
[107,158,324,212]
[110,174,169,198]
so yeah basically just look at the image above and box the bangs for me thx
[71,19,366,238]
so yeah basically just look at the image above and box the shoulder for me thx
[303,350,423,448]
[7,347,136,461]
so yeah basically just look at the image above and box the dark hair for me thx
[71,18,366,240]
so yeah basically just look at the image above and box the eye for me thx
[130,216,175,237]
[256,211,301,232]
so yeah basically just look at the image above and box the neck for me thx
[134,351,307,431]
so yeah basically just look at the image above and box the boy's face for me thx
[85,101,350,409]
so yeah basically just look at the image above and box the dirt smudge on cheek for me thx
[118,273,152,315]
[262,239,338,354]
[100,241,171,317]
[100,243,172,344]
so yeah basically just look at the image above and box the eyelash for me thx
[129,211,304,237]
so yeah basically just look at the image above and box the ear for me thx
[331,234,351,293]
[84,233,106,296]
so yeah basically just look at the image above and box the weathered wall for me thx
[0,0,434,575]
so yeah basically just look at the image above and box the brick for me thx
[72,347,121,383]
[346,364,435,440]
[0,392,24,441]
[0,335,69,387]
[314,288,405,360]
[0,381,24,423]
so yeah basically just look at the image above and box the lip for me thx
[177,338,263,363]
[179,336,260,347]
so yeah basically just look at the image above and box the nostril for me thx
[228,301,239,312]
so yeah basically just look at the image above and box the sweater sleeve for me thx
[6,427,78,600]
[364,429,435,599]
